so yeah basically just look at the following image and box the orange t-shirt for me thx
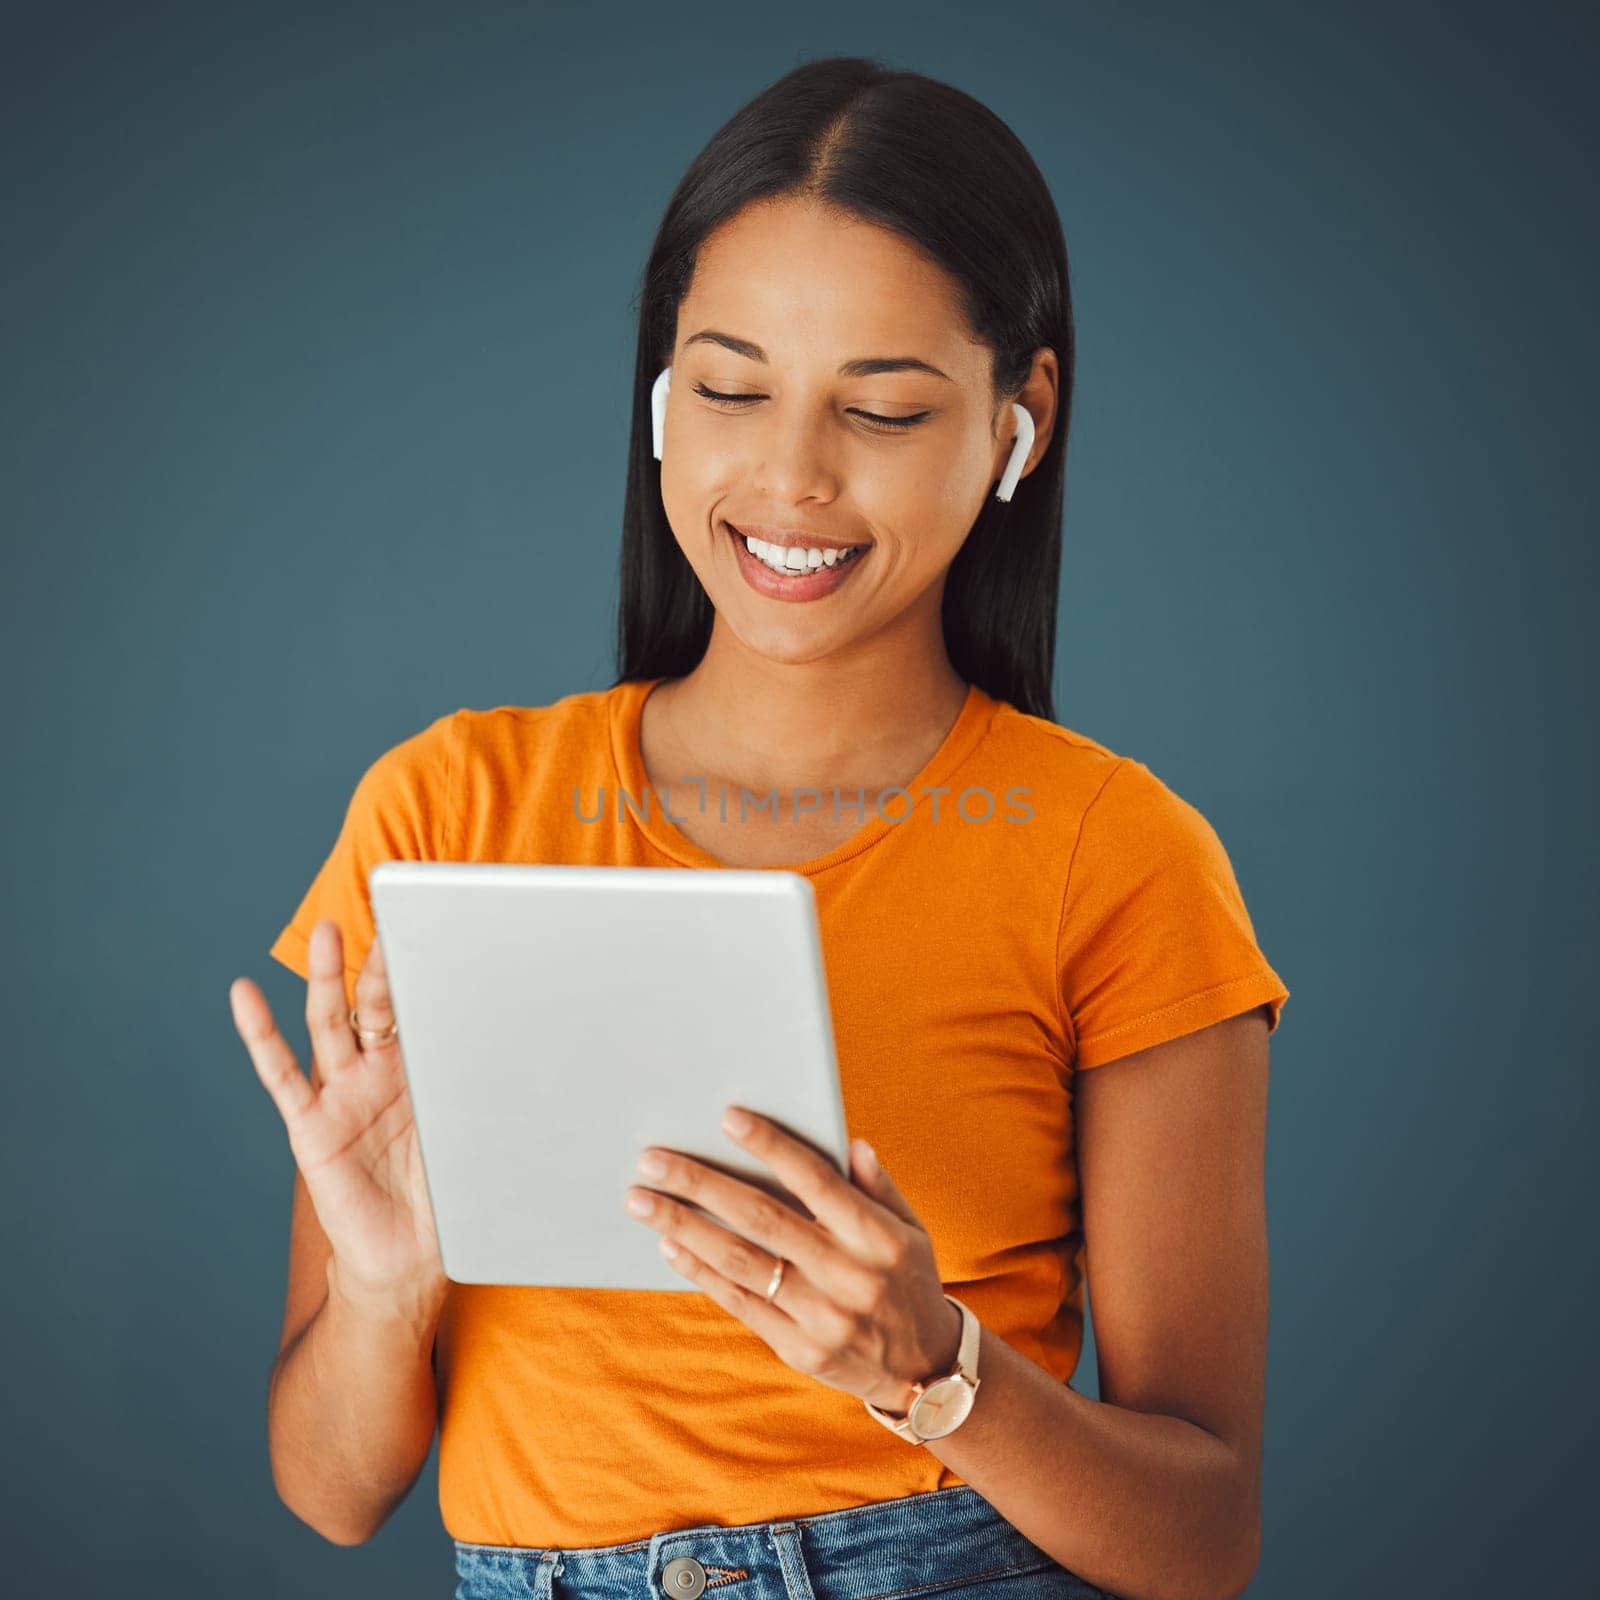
[268,676,1289,1548]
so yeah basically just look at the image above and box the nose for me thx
[749,403,841,505]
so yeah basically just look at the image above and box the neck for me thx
[652,618,969,795]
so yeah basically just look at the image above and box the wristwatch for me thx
[863,1294,982,1445]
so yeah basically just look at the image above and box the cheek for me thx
[859,453,976,545]
[861,427,982,504]
[660,450,736,531]
[657,471,716,565]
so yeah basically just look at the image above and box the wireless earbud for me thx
[994,403,1034,502]
[652,364,1032,502]
[651,365,672,462]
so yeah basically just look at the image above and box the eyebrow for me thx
[683,328,953,382]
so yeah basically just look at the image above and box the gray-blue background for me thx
[5,1,1593,1594]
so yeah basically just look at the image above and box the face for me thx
[659,197,1049,667]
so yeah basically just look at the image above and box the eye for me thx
[690,382,929,433]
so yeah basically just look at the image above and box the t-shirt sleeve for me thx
[1056,756,1289,1071]
[267,711,458,998]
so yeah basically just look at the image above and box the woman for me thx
[231,56,1289,1600]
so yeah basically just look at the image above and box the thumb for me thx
[852,1138,921,1225]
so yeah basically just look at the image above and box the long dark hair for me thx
[613,55,1074,722]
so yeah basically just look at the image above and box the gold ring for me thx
[763,1257,786,1302]
[348,1005,398,1049]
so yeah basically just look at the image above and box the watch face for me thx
[910,1377,975,1439]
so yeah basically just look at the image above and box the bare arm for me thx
[233,921,452,1546]
[920,1008,1271,1600]
[267,1200,446,1546]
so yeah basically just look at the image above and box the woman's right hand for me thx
[231,919,447,1316]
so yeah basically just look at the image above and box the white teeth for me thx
[740,531,863,575]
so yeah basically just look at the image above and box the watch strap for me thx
[864,1294,980,1445]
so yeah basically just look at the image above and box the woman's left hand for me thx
[624,1107,962,1414]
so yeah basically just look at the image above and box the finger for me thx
[351,928,396,1041]
[653,1230,823,1374]
[633,1151,851,1298]
[230,976,316,1126]
[643,1187,826,1324]
[305,919,361,1081]
[721,1111,895,1258]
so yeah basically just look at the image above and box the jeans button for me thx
[661,1557,707,1600]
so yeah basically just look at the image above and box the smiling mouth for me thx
[724,521,871,574]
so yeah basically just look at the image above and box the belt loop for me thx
[767,1523,818,1600]
[530,1548,562,1600]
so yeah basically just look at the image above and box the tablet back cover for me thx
[368,862,849,1291]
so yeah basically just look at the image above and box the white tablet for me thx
[368,862,851,1291]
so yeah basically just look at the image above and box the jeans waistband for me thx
[452,1483,1112,1600]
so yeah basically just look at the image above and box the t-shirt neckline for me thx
[608,675,1000,874]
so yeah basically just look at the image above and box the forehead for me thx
[679,200,982,370]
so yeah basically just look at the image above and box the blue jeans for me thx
[453,1483,1117,1600]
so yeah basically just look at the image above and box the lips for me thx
[725,520,866,553]
[726,518,871,599]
